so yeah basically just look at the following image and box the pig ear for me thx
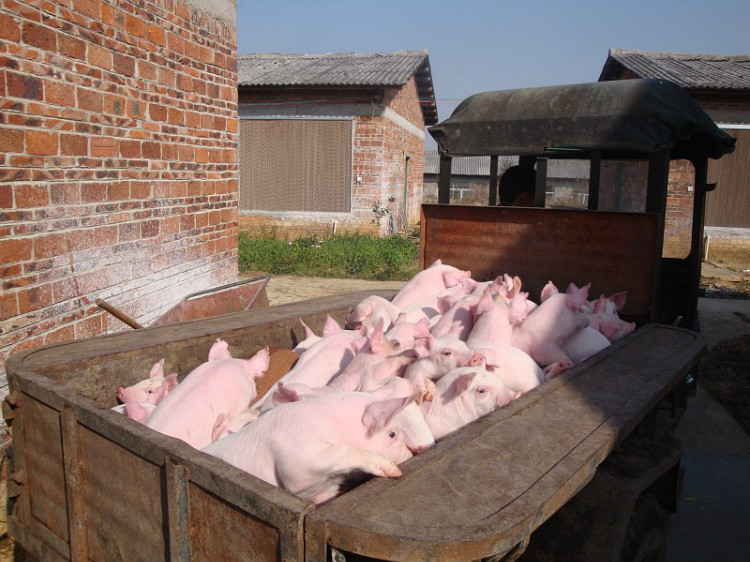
[610,291,628,312]
[593,295,608,314]
[149,358,165,379]
[164,373,178,391]
[442,271,462,288]
[462,277,478,293]
[245,347,270,378]
[566,283,591,309]
[299,318,316,339]
[362,396,413,435]
[368,319,387,353]
[394,313,408,325]
[415,317,431,336]
[474,289,494,316]
[413,335,433,358]
[454,372,477,395]
[208,338,231,361]
[508,292,529,325]
[322,315,342,337]
[540,281,558,302]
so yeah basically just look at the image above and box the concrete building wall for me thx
[0,0,239,405]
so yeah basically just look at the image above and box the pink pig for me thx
[117,358,178,406]
[421,362,521,440]
[510,281,589,375]
[292,315,345,354]
[145,339,269,449]
[398,276,478,324]
[391,259,472,309]
[561,326,612,364]
[466,289,528,349]
[403,333,482,402]
[345,295,401,331]
[325,319,417,394]
[254,328,368,413]
[583,291,636,342]
[203,393,433,505]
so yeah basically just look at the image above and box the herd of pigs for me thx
[113,260,636,505]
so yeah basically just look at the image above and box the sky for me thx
[236,0,750,147]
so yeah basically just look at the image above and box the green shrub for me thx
[238,231,419,280]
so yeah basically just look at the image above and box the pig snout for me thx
[117,387,126,403]
[469,352,484,366]
[404,438,432,454]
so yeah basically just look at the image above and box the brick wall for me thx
[0,0,239,405]
[238,76,427,237]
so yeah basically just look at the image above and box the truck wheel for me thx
[619,493,667,562]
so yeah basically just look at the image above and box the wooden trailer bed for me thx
[5,293,703,562]
[4,205,703,561]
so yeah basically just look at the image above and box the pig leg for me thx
[543,359,574,380]
[211,409,260,442]
[277,444,402,505]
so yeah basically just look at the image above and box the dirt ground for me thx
[262,274,406,306]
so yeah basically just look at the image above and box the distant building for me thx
[599,49,750,261]
[423,151,590,207]
[237,51,437,237]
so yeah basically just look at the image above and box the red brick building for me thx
[0,0,239,401]
[236,51,437,237]
[599,49,750,261]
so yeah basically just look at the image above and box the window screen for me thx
[239,119,352,212]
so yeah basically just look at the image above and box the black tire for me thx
[619,493,668,562]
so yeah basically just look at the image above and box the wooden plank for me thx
[311,324,704,561]
[7,291,393,406]
[420,204,660,321]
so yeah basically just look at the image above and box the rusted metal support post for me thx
[489,155,498,206]
[588,151,601,210]
[438,153,452,204]
[534,157,548,207]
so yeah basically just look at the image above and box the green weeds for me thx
[238,231,419,281]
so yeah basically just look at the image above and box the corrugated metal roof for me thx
[424,151,590,179]
[238,50,437,124]
[599,49,750,90]
[238,50,428,87]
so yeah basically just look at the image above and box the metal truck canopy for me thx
[428,79,736,158]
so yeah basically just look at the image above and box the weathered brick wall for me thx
[238,78,427,237]
[0,0,239,400]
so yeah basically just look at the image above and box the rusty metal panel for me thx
[188,483,281,562]
[149,276,270,328]
[420,204,660,321]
